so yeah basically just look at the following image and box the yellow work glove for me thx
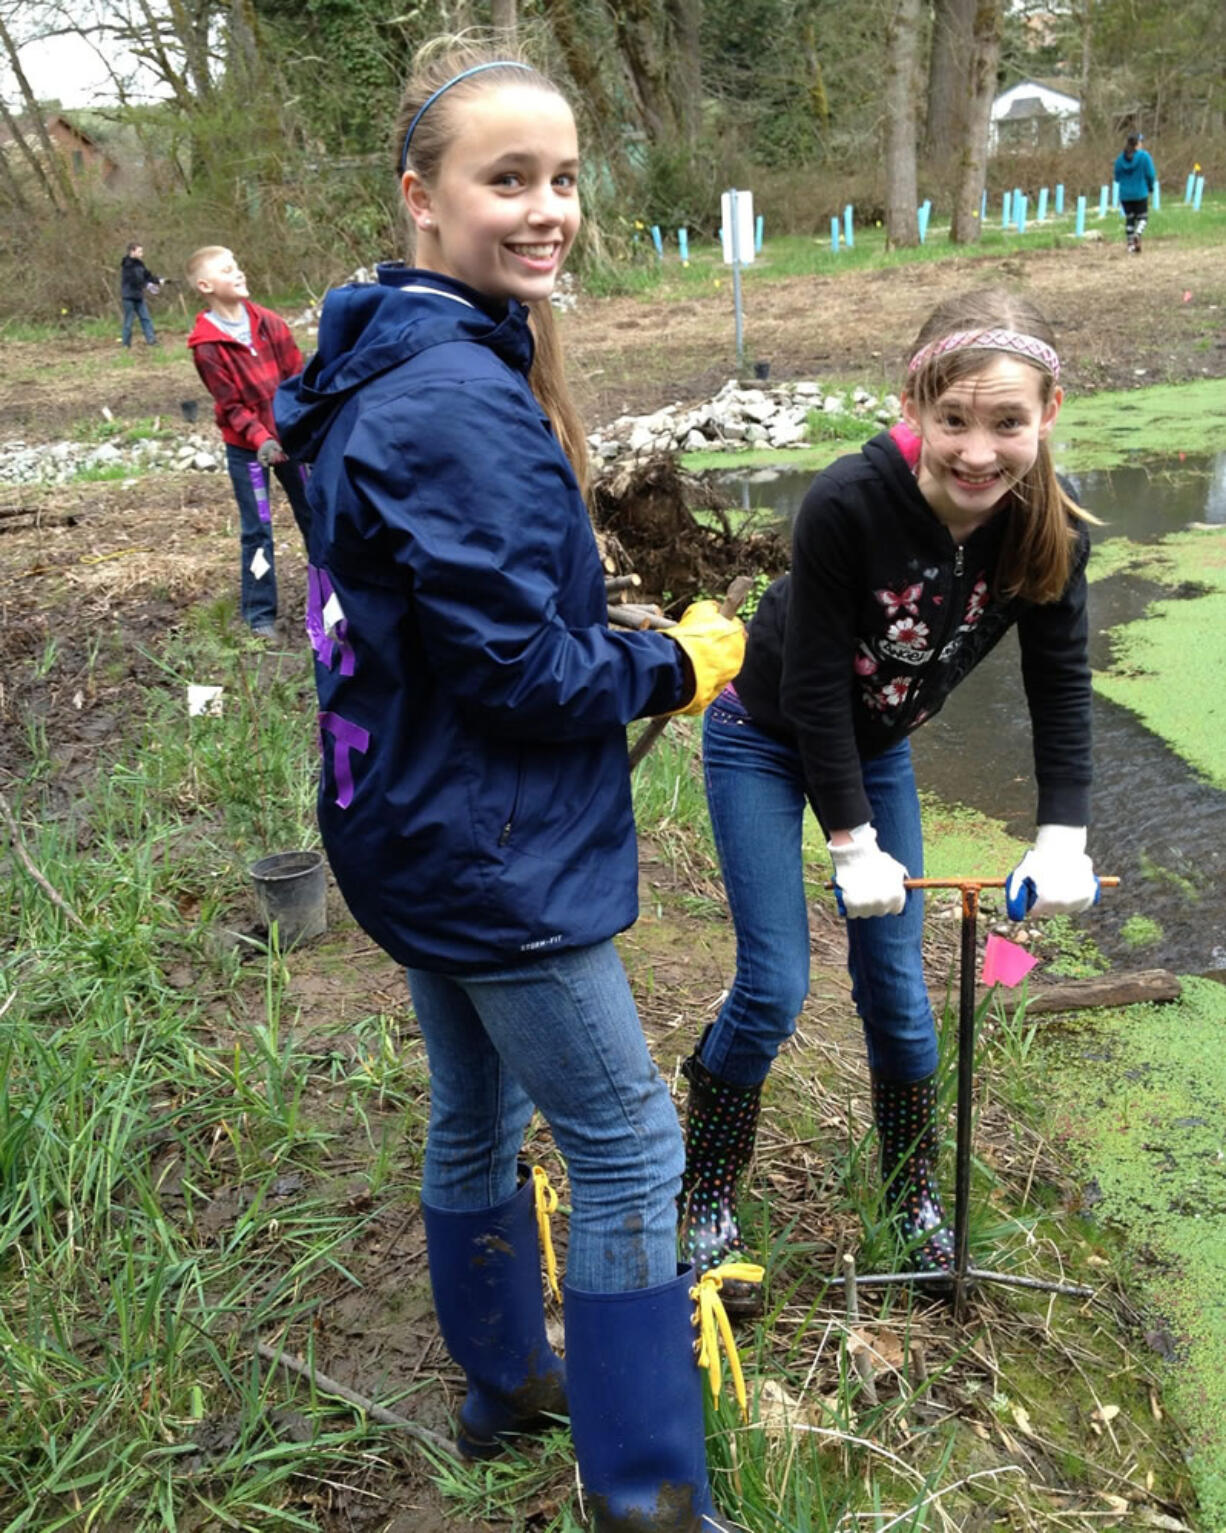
[665,600,746,717]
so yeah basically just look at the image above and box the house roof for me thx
[998,77,1080,107]
[1000,96,1055,120]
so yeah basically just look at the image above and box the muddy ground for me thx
[0,236,1217,1530]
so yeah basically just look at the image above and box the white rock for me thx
[745,424,769,446]
[192,451,219,471]
[683,429,708,451]
[628,426,654,453]
[822,395,845,414]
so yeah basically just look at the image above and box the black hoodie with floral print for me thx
[733,429,1092,833]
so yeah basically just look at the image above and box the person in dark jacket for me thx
[119,242,160,347]
[187,246,313,638]
[1114,134,1157,253]
[681,289,1101,1318]
[275,40,748,1533]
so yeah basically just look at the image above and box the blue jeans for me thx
[701,696,937,1087]
[225,444,313,629]
[408,940,684,1294]
[121,296,156,346]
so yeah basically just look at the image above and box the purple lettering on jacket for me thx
[319,711,370,809]
[247,461,271,523]
[305,565,356,677]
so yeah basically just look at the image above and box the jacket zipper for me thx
[498,754,526,847]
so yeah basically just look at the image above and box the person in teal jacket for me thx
[1114,135,1156,253]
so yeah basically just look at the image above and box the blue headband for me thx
[399,61,534,174]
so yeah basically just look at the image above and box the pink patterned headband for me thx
[908,327,1061,380]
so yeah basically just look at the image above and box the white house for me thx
[989,79,1081,153]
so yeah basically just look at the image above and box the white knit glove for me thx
[828,823,907,919]
[1006,825,1099,919]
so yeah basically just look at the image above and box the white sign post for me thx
[720,188,754,368]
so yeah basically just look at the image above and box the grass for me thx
[601,190,1226,302]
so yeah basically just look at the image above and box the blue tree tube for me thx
[831,217,840,252]
[1075,195,1086,236]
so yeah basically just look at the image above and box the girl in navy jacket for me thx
[276,39,746,1533]
[679,289,1100,1318]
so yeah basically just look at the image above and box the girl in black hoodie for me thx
[680,288,1101,1316]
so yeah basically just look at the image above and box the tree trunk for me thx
[925,0,977,157]
[490,0,517,38]
[949,0,1001,243]
[609,0,678,143]
[666,0,703,144]
[0,126,31,213]
[0,15,79,209]
[1078,0,1093,132]
[541,0,631,177]
[883,0,921,246]
[801,19,830,130]
[0,91,61,209]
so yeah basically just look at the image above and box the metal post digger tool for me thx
[608,575,754,770]
[828,873,1119,1321]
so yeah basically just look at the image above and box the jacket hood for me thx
[276,266,535,463]
[187,300,257,350]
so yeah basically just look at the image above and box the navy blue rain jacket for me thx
[275,266,687,972]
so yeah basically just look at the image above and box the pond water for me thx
[711,453,1226,974]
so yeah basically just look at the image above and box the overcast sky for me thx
[3,19,165,109]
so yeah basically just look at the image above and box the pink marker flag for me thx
[981,932,1039,988]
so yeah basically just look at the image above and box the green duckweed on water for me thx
[1093,528,1226,787]
[1043,975,1226,1529]
[1120,914,1165,949]
[1055,379,1226,471]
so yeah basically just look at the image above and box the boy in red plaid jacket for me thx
[187,247,312,638]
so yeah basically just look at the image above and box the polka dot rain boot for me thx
[870,1072,955,1275]
[679,1051,764,1319]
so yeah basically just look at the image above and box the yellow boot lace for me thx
[531,1165,561,1303]
[691,1262,765,1420]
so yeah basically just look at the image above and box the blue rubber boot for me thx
[564,1265,736,1532]
[421,1174,567,1458]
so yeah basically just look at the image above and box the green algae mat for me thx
[1093,527,1226,788]
[1054,380,1225,472]
[1043,976,1226,1529]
